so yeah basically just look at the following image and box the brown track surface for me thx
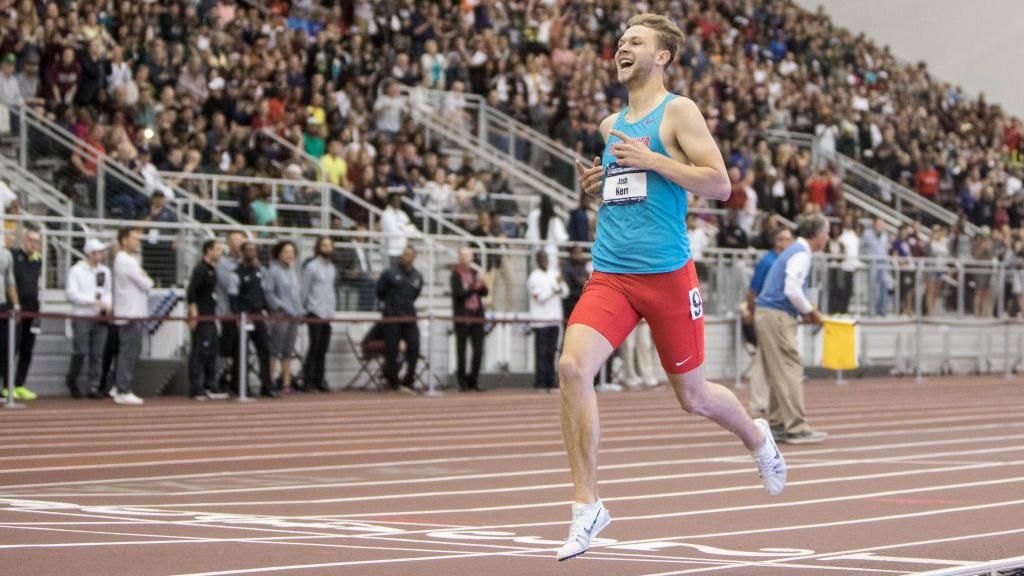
[1,376,1023,575]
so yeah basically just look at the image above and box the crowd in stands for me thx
[1,0,1024,317]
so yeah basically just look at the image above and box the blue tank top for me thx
[592,93,691,274]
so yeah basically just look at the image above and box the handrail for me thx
[251,131,481,240]
[410,87,583,201]
[403,87,576,216]
[258,127,325,182]
[14,104,237,229]
[764,128,976,235]
[0,155,88,234]
[157,171,379,232]
[408,100,574,216]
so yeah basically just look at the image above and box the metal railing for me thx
[12,104,239,227]
[402,87,576,218]
[765,128,977,235]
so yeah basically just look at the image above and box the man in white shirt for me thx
[0,53,22,108]
[373,80,404,138]
[381,191,419,268]
[112,228,154,406]
[528,250,568,393]
[754,215,829,444]
[65,239,112,399]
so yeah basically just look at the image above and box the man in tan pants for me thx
[754,215,829,444]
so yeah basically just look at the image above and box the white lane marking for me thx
[3,414,1019,492]
[2,411,1020,476]
[6,403,1017,462]
[629,527,1024,576]
[56,437,1024,508]
[822,553,975,566]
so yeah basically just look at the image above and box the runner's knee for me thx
[558,355,587,386]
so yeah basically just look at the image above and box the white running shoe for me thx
[555,500,611,561]
[752,418,787,496]
[114,392,145,406]
[594,382,623,393]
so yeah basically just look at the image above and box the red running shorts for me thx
[567,260,705,374]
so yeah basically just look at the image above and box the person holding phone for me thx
[65,239,112,399]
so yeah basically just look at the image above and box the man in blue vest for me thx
[745,226,794,417]
[755,214,830,444]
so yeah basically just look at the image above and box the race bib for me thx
[602,162,648,205]
[689,287,703,320]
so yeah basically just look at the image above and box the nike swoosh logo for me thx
[583,513,600,536]
[675,356,692,367]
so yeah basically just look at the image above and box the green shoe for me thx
[13,387,37,401]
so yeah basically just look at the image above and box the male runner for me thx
[556,13,786,561]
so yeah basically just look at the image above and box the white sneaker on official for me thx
[555,500,611,561]
[594,383,623,393]
[114,392,145,406]
[752,418,786,496]
[643,377,660,388]
[108,387,117,399]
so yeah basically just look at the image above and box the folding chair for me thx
[344,330,386,391]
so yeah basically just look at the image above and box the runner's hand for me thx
[575,156,602,197]
[609,129,659,170]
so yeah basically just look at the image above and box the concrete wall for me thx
[793,0,1024,118]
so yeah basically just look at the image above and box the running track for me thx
[1,376,1022,575]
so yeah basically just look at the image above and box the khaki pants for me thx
[754,308,810,435]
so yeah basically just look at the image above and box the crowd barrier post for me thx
[3,311,22,410]
[1004,320,1013,380]
[237,312,253,403]
[424,310,441,397]
[732,313,743,390]
[914,267,925,384]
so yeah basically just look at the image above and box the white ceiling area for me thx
[792,0,1024,118]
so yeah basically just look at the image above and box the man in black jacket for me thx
[376,246,423,395]
[186,239,227,401]
[231,242,277,398]
[450,247,488,392]
[11,229,41,397]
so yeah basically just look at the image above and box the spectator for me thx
[381,190,419,267]
[142,190,177,287]
[891,224,916,316]
[64,239,111,399]
[377,245,423,395]
[336,226,376,311]
[717,209,749,250]
[186,239,228,401]
[301,236,336,393]
[527,250,567,393]
[232,241,277,398]
[860,217,892,316]
[471,210,513,311]
[265,240,303,394]
[0,53,22,107]
[112,227,152,406]
[832,214,861,314]
[0,229,15,399]
[745,227,794,417]
[567,193,592,243]
[561,245,590,323]
[972,227,995,317]
[450,246,488,392]
[11,228,42,399]
[755,215,829,444]
[215,230,246,393]
[526,195,568,266]
[926,225,951,316]
[373,80,404,140]
[321,140,350,189]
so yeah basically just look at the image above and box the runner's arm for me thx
[661,98,730,200]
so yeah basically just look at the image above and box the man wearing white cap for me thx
[65,239,112,398]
